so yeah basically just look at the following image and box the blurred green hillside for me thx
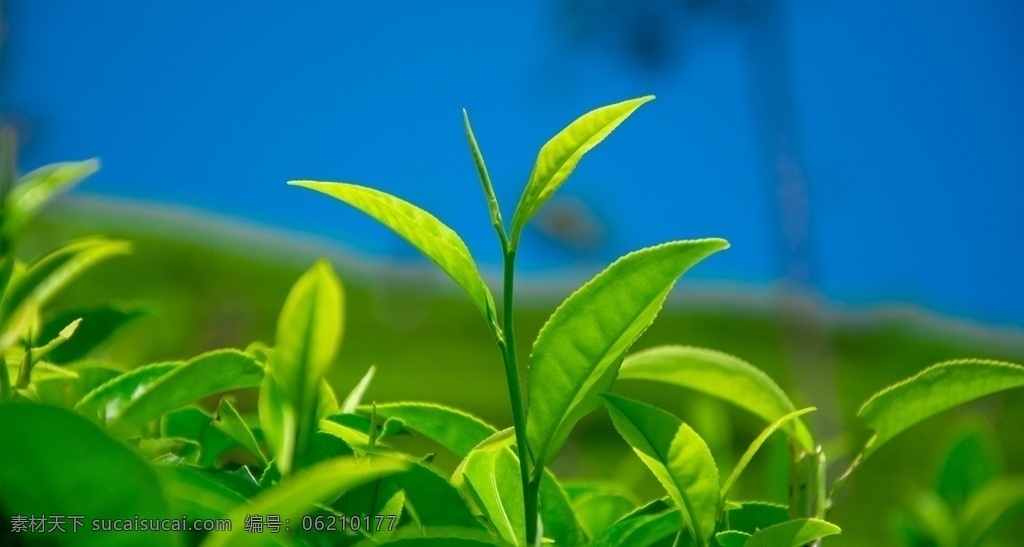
[21,198,1024,546]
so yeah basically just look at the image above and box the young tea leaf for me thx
[526,239,728,469]
[720,408,816,504]
[744,518,841,547]
[214,397,268,466]
[565,483,637,539]
[462,445,526,546]
[341,364,377,414]
[273,259,344,410]
[0,238,130,352]
[37,304,148,364]
[202,456,408,547]
[618,345,815,451]
[601,394,719,547]
[108,349,263,436]
[858,359,1024,457]
[510,96,654,243]
[259,372,295,474]
[3,158,99,234]
[369,402,497,458]
[288,181,496,322]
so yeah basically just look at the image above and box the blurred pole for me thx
[743,2,841,443]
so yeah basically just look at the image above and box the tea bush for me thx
[0,101,1021,547]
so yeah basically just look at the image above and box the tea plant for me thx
[0,100,1021,547]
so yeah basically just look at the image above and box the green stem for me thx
[499,248,537,545]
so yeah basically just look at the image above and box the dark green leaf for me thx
[202,456,408,547]
[214,397,268,466]
[0,402,173,547]
[723,502,788,534]
[715,530,751,547]
[38,304,148,363]
[591,508,682,547]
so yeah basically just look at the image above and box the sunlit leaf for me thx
[4,159,99,234]
[75,361,180,423]
[618,346,814,451]
[510,96,654,242]
[744,518,840,547]
[601,394,719,547]
[288,181,496,322]
[858,359,1024,456]
[341,364,376,413]
[527,239,728,469]
[214,397,268,466]
[370,402,497,458]
[461,447,524,545]
[108,349,263,436]
[720,408,816,503]
[0,238,130,351]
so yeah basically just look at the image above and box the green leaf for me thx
[162,407,237,468]
[720,408,816,504]
[259,370,295,474]
[539,471,588,547]
[342,364,377,413]
[202,455,409,547]
[390,459,484,529]
[0,402,173,547]
[723,502,788,534]
[462,445,525,546]
[744,518,840,547]
[214,397,268,466]
[901,490,957,547]
[3,158,99,234]
[108,349,263,436]
[38,304,148,363]
[527,239,728,469]
[371,402,497,458]
[959,476,1024,547]
[565,483,638,539]
[858,359,1024,456]
[601,394,719,547]
[0,238,130,351]
[155,464,248,520]
[510,96,654,242]
[618,346,815,451]
[273,259,344,410]
[935,422,1003,511]
[32,360,123,409]
[715,530,751,547]
[591,508,682,547]
[359,527,500,546]
[288,181,496,322]
[74,361,180,423]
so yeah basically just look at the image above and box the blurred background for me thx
[2,1,1022,545]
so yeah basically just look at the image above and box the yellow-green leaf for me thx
[511,96,654,242]
[289,181,495,322]
[745,518,840,547]
[618,346,814,451]
[858,359,1024,457]
[526,240,728,469]
[601,394,719,547]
